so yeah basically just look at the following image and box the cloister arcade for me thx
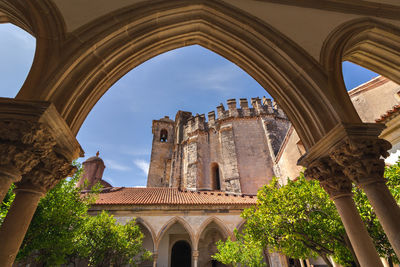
[117,216,237,267]
[0,0,400,266]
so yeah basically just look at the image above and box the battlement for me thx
[209,97,286,122]
[181,97,287,137]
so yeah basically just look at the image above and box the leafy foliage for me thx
[0,183,15,224]
[212,229,266,267]
[241,175,353,266]
[76,211,152,266]
[1,162,150,266]
[214,160,400,266]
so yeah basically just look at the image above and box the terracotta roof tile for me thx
[376,104,400,123]
[93,187,256,205]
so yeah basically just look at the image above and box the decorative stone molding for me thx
[0,120,57,181]
[298,123,386,167]
[0,98,83,192]
[305,157,352,199]
[330,137,392,186]
[15,150,76,194]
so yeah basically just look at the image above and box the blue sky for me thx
[0,24,380,187]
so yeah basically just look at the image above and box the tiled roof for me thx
[93,187,257,206]
[376,104,400,123]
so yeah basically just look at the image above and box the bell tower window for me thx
[160,129,168,142]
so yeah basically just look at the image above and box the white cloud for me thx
[190,64,242,93]
[121,147,151,157]
[133,159,150,175]
[104,159,132,171]
[385,150,400,165]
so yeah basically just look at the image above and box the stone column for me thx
[331,138,400,258]
[152,252,158,267]
[0,98,83,267]
[306,157,383,267]
[192,249,199,267]
[0,120,51,203]
[0,151,76,266]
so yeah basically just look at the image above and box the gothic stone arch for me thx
[13,0,359,151]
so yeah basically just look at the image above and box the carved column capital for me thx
[15,151,76,194]
[330,137,391,186]
[0,120,57,181]
[305,157,353,199]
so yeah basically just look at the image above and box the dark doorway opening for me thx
[171,240,191,267]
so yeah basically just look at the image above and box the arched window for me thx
[211,163,221,190]
[171,240,191,267]
[160,129,168,142]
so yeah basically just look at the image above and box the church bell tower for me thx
[147,116,175,187]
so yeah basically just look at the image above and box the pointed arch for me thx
[320,18,400,123]
[196,216,232,246]
[155,216,195,251]
[236,219,247,233]
[15,0,350,150]
[321,18,400,84]
[135,217,156,251]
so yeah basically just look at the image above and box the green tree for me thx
[214,160,400,267]
[214,175,356,267]
[212,229,266,267]
[353,161,400,265]
[15,163,98,265]
[76,210,151,266]
[1,162,151,266]
[243,175,355,267]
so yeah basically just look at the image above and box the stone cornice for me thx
[254,0,400,21]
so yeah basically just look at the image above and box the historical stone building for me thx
[81,97,292,267]
[2,1,400,266]
[147,97,290,195]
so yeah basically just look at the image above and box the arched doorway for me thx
[171,240,191,267]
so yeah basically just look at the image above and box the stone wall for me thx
[153,97,291,194]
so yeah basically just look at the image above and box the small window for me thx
[211,163,221,190]
[160,129,168,142]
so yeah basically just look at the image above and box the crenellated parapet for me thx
[182,97,287,138]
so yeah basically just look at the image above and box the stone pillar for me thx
[0,182,44,265]
[331,138,400,258]
[192,250,199,267]
[0,98,83,267]
[152,252,158,267]
[0,151,76,266]
[306,157,383,267]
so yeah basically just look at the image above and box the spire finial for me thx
[96,151,100,157]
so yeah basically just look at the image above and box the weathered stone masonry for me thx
[147,97,290,195]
